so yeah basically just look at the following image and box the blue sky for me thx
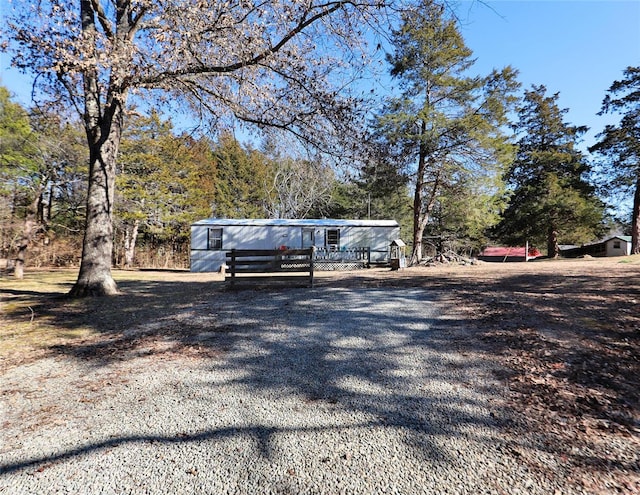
[453,0,640,149]
[2,0,639,150]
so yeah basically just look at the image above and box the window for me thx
[613,240,621,249]
[326,229,340,248]
[208,228,223,250]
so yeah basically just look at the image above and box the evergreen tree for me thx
[589,66,640,254]
[320,180,365,219]
[378,0,519,264]
[358,144,411,221]
[427,172,507,256]
[117,111,214,267]
[211,134,271,219]
[117,111,173,267]
[494,85,604,257]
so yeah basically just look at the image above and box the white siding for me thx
[605,238,631,257]
[190,219,401,272]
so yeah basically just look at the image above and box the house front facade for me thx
[190,218,400,272]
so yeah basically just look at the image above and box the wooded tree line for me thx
[1,98,400,271]
[1,0,638,295]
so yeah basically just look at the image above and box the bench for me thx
[225,248,315,288]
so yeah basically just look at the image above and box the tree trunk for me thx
[631,172,640,255]
[410,159,441,265]
[68,0,128,297]
[123,219,139,268]
[69,128,121,296]
[411,177,425,265]
[14,197,40,279]
[46,180,55,223]
[410,121,429,265]
[547,226,559,259]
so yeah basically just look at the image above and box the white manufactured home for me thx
[190,218,400,272]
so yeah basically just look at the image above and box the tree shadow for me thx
[1,282,517,488]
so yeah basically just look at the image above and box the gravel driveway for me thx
[1,286,574,494]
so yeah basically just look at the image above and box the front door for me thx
[301,228,315,248]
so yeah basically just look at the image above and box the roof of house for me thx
[479,246,542,257]
[191,218,399,228]
[573,235,633,248]
[608,236,632,243]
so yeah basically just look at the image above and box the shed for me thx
[561,236,632,258]
[190,218,400,272]
[604,236,632,257]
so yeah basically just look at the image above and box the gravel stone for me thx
[1,287,585,494]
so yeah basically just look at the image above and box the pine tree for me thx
[378,0,519,263]
[117,111,215,267]
[211,134,271,219]
[589,66,640,254]
[494,85,604,257]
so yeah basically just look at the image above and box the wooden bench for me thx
[225,248,315,288]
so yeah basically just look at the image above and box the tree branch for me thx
[138,1,349,85]
[91,0,114,39]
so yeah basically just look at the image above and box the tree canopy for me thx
[2,2,628,277]
[493,85,605,256]
[589,66,640,254]
[3,0,383,295]
[376,0,519,264]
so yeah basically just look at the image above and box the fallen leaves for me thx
[450,269,640,495]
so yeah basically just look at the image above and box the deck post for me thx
[309,247,315,288]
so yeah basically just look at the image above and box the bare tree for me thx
[264,158,335,219]
[4,0,382,295]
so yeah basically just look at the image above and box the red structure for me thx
[479,246,541,262]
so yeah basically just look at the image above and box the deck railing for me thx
[313,246,370,266]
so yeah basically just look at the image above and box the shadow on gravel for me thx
[326,266,640,491]
[2,278,231,363]
[198,287,506,460]
[1,284,510,480]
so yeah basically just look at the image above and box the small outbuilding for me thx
[190,218,400,272]
[389,239,407,270]
[478,246,542,262]
[605,236,633,256]
[561,236,632,258]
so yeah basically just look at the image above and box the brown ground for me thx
[1,257,639,492]
[327,257,640,493]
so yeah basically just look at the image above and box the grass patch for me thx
[618,254,640,264]
[0,268,223,367]
[1,269,90,363]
